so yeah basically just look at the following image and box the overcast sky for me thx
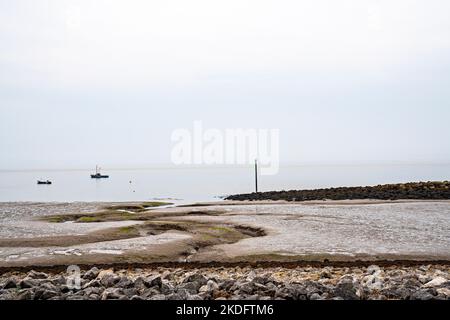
[1,0,450,170]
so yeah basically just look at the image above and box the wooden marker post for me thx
[255,159,259,193]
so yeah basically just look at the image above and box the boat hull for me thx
[91,174,109,179]
[37,181,52,185]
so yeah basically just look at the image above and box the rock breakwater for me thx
[1,264,449,300]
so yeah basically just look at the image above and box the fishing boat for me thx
[37,180,52,185]
[91,166,109,179]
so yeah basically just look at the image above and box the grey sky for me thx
[1,0,450,170]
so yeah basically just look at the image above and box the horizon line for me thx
[1,161,450,173]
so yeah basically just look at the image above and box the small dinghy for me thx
[37,180,52,185]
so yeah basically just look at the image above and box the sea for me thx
[0,164,449,203]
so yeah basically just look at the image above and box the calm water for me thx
[0,164,449,203]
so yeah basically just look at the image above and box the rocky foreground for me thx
[1,265,449,300]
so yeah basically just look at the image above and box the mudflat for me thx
[0,200,449,267]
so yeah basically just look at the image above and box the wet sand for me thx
[176,201,450,262]
[0,200,449,267]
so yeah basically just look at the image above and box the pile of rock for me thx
[226,181,450,201]
[1,265,449,300]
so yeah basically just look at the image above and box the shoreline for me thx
[1,198,449,207]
